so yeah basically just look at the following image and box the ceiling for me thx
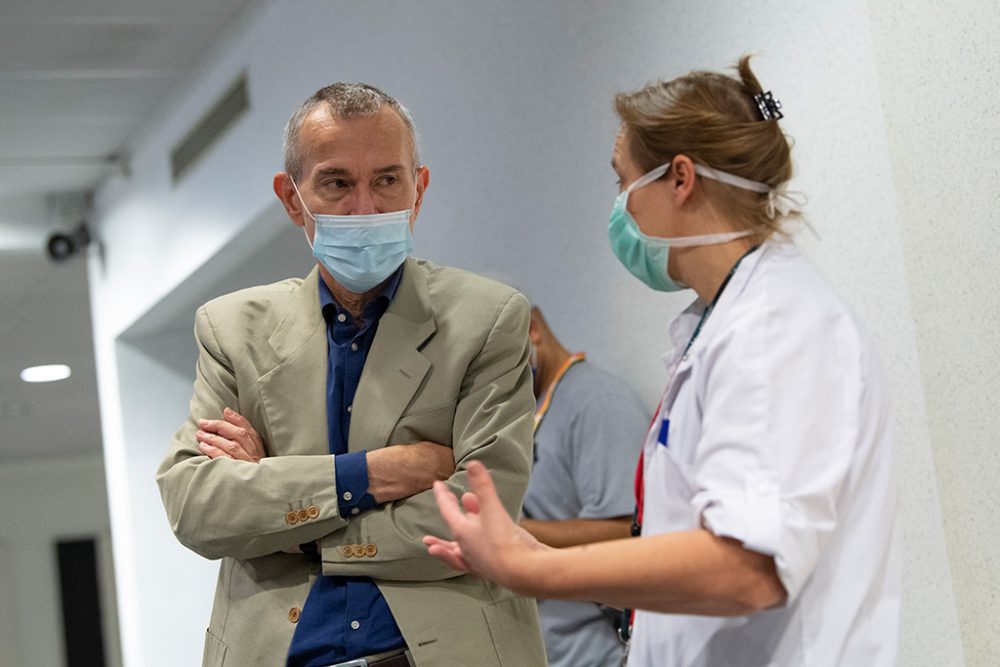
[0,0,255,461]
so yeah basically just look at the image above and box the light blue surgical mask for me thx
[608,162,755,292]
[291,179,413,293]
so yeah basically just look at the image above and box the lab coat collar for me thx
[661,239,779,372]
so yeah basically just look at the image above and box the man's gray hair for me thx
[282,82,421,180]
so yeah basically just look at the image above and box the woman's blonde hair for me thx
[614,55,797,238]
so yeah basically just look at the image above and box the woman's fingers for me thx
[422,536,469,572]
[461,491,481,514]
[465,461,506,518]
[432,480,466,531]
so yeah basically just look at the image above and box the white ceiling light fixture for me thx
[20,364,72,383]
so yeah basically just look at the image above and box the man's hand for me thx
[366,441,456,504]
[423,461,549,586]
[197,407,266,463]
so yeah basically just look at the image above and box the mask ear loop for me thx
[627,162,672,194]
[288,178,317,221]
[288,178,317,250]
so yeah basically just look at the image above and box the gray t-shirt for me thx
[523,361,649,667]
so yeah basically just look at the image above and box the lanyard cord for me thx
[682,244,761,357]
[533,352,586,434]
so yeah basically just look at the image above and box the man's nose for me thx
[348,186,379,215]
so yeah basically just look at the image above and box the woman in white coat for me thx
[424,56,900,666]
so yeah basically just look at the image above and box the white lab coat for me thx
[628,240,900,667]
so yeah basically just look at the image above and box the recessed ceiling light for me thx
[20,364,72,383]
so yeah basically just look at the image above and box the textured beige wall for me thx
[868,0,1000,663]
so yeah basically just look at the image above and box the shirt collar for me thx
[318,264,404,329]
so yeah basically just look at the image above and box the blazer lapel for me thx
[257,267,329,456]
[348,258,436,453]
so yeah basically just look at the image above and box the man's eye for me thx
[377,175,398,186]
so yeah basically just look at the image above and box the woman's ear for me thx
[671,155,697,206]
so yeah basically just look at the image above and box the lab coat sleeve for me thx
[689,288,865,603]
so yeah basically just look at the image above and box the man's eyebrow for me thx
[316,167,351,176]
[374,164,407,174]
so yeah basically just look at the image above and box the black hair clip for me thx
[753,91,783,121]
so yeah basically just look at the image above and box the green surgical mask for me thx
[607,162,754,292]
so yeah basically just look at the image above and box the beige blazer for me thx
[157,257,546,666]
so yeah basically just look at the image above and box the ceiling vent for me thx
[170,74,250,183]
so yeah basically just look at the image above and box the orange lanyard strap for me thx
[533,352,586,434]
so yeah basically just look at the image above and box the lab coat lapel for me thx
[257,266,329,456]
[348,258,436,453]
[661,243,768,414]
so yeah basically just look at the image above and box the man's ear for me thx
[671,155,698,206]
[273,172,306,228]
[409,165,431,226]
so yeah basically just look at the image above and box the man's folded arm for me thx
[319,292,535,582]
[158,306,464,561]
[157,307,354,561]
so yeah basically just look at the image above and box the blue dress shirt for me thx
[286,269,406,667]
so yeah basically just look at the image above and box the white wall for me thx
[88,0,990,664]
[0,455,121,667]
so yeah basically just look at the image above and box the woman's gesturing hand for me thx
[423,461,549,590]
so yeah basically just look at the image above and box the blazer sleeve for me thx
[318,292,535,581]
[156,305,351,560]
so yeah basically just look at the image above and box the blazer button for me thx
[288,607,301,623]
[306,505,320,519]
[285,511,299,526]
[365,544,377,557]
[297,508,309,522]
[341,546,354,558]
[352,544,367,558]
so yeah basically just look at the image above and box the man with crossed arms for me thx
[157,83,545,667]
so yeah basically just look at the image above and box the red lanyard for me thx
[533,352,586,434]
[632,397,663,532]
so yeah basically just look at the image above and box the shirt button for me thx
[351,508,360,515]
[297,508,309,522]
[346,405,353,413]
[350,620,360,630]
[285,511,299,526]
[341,546,354,558]
[351,342,359,352]
[365,544,378,557]
[306,505,320,519]
[288,607,301,623]
[337,313,347,323]
[342,491,353,501]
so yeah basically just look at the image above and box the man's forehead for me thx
[302,104,404,135]
[299,106,412,172]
